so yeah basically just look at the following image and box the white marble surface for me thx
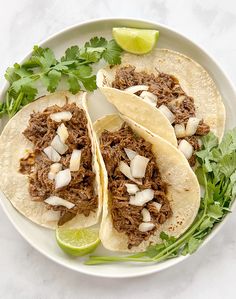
[0,0,236,298]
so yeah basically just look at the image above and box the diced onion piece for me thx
[42,210,61,222]
[48,172,56,180]
[138,222,155,232]
[50,111,72,122]
[140,91,157,101]
[130,155,150,178]
[185,117,201,137]
[158,105,175,124]
[55,169,71,189]
[125,183,139,194]
[152,202,162,212]
[142,96,157,107]
[124,85,149,94]
[69,149,82,171]
[129,189,154,206]
[124,148,137,160]
[48,163,62,180]
[141,208,151,222]
[178,140,193,160]
[57,123,69,143]
[43,146,61,162]
[119,161,141,185]
[45,196,74,209]
[140,91,157,106]
[51,135,68,155]
[50,163,62,173]
[174,124,186,138]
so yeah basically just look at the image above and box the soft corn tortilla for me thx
[97,48,225,144]
[0,91,102,229]
[94,114,200,252]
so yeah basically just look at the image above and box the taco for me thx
[97,48,226,165]
[0,92,102,229]
[94,114,200,252]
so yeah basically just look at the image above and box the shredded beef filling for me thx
[100,124,172,249]
[19,103,98,225]
[112,66,210,165]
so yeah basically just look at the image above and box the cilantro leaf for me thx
[80,75,97,91]
[187,237,202,254]
[219,152,236,177]
[67,74,81,94]
[61,46,80,61]
[46,70,61,92]
[202,132,218,151]
[199,217,214,230]
[207,204,223,219]
[102,40,123,65]
[85,37,108,48]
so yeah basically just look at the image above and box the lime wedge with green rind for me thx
[112,27,159,55]
[56,227,100,256]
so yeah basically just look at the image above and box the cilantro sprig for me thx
[86,129,236,265]
[1,37,122,118]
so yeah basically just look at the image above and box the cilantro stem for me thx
[9,91,24,117]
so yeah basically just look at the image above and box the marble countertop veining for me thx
[0,0,236,298]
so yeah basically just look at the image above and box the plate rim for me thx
[1,17,236,278]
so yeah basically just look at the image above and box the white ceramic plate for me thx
[0,18,236,278]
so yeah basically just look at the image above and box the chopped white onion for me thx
[158,105,175,124]
[50,111,72,122]
[43,146,61,162]
[57,123,69,143]
[42,210,61,222]
[55,169,71,189]
[174,123,186,138]
[178,140,193,160]
[152,202,162,212]
[48,172,56,180]
[124,148,137,160]
[50,163,62,173]
[119,161,141,185]
[142,96,157,107]
[45,196,74,209]
[130,155,150,178]
[48,163,62,180]
[141,208,151,222]
[124,85,149,94]
[129,189,154,206]
[185,117,201,137]
[51,135,68,155]
[140,91,157,107]
[69,149,82,171]
[140,91,157,102]
[125,183,139,194]
[138,222,155,232]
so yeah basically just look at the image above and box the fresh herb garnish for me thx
[85,129,236,265]
[1,37,122,118]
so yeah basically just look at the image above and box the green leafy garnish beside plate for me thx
[0,37,122,118]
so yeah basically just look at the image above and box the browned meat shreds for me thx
[19,103,98,225]
[112,66,210,164]
[100,123,172,249]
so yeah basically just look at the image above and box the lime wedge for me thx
[112,27,159,55]
[56,227,100,256]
